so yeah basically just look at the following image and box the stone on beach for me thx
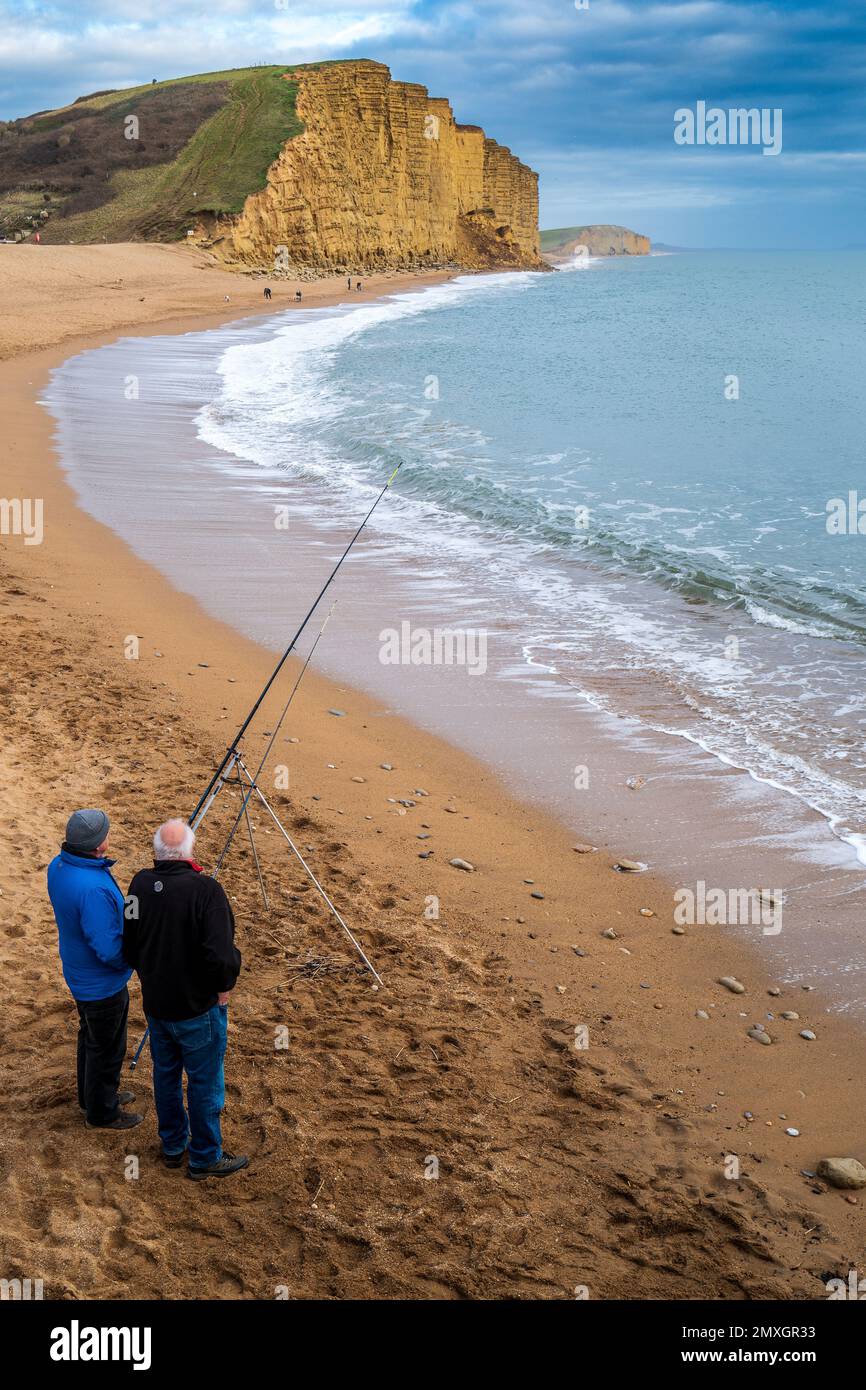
[718,976,746,994]
[449,857,474,872]
[816,1157,866,1190]
[748,1027,772,1045]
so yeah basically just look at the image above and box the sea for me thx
[42,250,866,1009]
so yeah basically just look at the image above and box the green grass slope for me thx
[0,64,335,244]
[540,226,591,251]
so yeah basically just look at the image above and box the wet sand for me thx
[1,244,865,1300]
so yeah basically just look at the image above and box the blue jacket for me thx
[47,848,132,1002]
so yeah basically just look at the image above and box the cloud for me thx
[1,0,863,246]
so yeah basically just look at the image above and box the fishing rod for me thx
[130,606,340,1075]
[131,469,400,1073]
[213,601,336,879]
[209,598,385,985]
[189,463,401,829]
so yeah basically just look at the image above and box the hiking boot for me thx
[162,1147,188,1169]
[86,1111,144,1131]
[80,1090,136,1114]
[188,1152,249,1181]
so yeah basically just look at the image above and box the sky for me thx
[1,0,864,247]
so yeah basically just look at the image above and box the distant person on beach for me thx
[347,276,352,289]
[356,281,362,291]
[124,819,247,1180]
[295,289,302,301]
[263,286,272,301]
[46,809,142,1132]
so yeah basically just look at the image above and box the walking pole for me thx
[129,1030,149,1073]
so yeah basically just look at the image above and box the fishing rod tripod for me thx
[205,748,382,986]
[130,740,381,1072]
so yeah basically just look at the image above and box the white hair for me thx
[153,819,196,861]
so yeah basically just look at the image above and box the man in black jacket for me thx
[124,819,248,1180]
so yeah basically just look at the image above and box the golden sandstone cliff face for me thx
[207,61,542,273]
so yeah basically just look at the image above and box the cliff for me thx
[1,62,541,273]
[541,224,650,259]
[204,62,542,273]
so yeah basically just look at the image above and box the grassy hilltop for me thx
[541,224,650,256]
[0,65,332,243]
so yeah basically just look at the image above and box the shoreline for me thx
[41,255,866,1017]
[2,244,865,1299]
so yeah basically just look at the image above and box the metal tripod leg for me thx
[240,789,270,911]
[234,756,384,987]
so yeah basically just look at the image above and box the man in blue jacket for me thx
[47,809,143,1131]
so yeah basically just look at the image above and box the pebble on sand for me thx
[748,1027,772,1045]
[601,928,618,940]
[572,843,596,854]
[816,1157,866,1190]
[614,859,647,873]
[718,976,746,994]
[799,1029,817,1041]
[449,858,475,872]
[328,709,346,717]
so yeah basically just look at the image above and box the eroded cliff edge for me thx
[199,61,543,273]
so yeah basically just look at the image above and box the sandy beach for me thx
[1,243,865,1300]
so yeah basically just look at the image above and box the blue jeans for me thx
[147,1004,228,1168]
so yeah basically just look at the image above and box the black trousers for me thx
[76,985,129,1125]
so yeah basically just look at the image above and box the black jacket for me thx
[123,861,241,1021]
